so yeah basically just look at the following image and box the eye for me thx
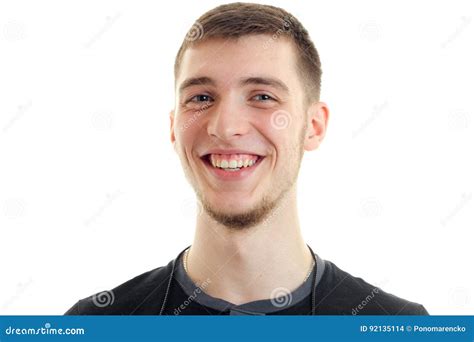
[188,94,213,103]
[252,94,276,102]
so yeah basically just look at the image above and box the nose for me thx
[206,94,250,140]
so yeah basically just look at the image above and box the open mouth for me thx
[200,153,265,173]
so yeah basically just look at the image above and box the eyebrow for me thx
[178,76,290,95]
[239,76,290,94]
[179,77,216,94]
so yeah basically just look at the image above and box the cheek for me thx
[174,113,203,151]
[268,129,303,176]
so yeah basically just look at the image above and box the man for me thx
[65,2,428,315]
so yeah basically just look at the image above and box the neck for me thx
[186,186,313,305]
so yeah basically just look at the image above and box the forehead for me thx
[177,35,302,90]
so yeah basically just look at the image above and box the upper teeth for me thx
[209,154,259,169]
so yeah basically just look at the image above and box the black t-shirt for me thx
[168,250,323,315]
[65,250,428,315]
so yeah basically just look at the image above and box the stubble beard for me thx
[194,132,305,230]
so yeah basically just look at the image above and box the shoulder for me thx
[64,259,174,315]
[316,259,428,315]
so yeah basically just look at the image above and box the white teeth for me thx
[207,154,260,170]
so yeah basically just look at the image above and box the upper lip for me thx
[200,149,265,157]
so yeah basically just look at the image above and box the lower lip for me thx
[201,156,265,181]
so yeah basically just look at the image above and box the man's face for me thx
[171,35,311,229]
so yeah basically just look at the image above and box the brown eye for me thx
[189,95,213,103]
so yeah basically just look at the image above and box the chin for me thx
[210,201,253,216]
[208,193,257,211]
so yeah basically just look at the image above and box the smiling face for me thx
[171,35,324,229]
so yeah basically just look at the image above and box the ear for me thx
[303,102,329,151]
[169,109,176,147]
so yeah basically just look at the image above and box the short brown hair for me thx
[174,2,322,103]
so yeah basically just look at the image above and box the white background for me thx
[0,0,473,315]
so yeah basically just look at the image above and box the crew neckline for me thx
[173,249,326,314]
